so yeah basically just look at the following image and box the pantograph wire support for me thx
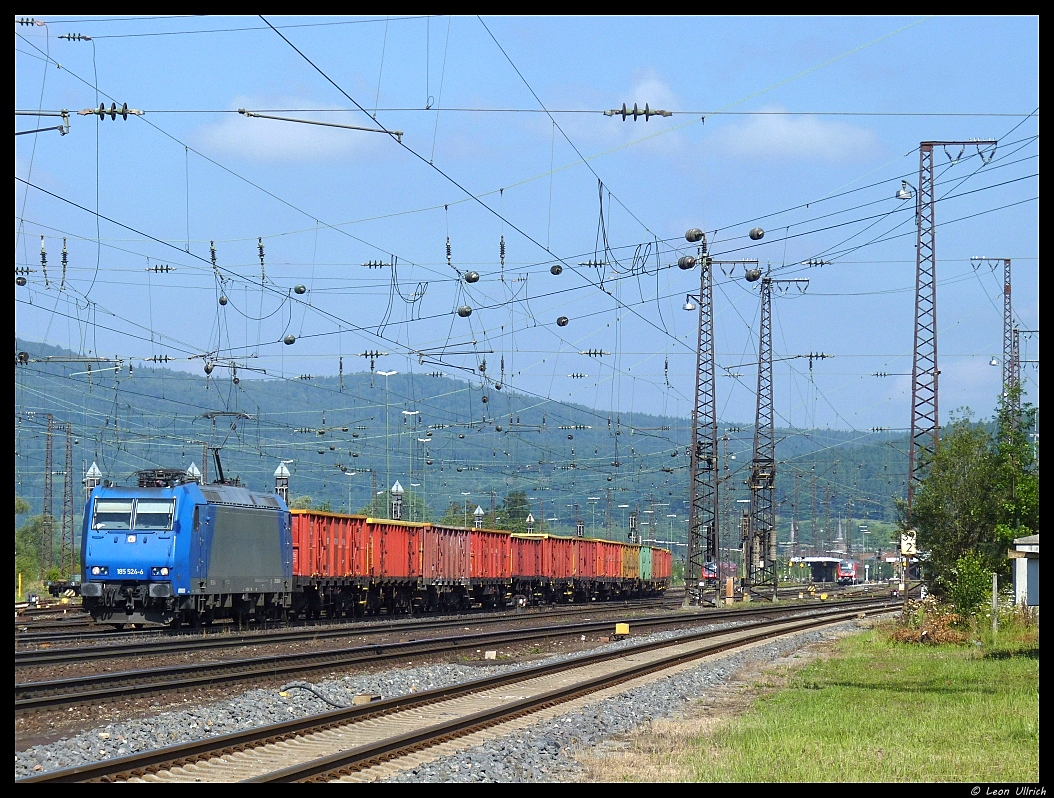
[746,274,808,599]
[748,276,777,599]
[43,414,54,573]
[685,243,718,606]
[907,140,995,518]
[62,422,75,576]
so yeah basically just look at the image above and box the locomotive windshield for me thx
[134,499,175,530]
[93,499,133,530]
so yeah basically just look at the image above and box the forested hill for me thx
[15,337,907,548]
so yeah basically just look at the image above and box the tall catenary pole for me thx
[62,423,75,577]
[1002,258,1014,404]
[682,228,717,604]
[744,271,808,598]
[748,276,777,599]
[42,414,54,575]
[908,140,996,516]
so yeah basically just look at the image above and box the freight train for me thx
[80,471,672,628]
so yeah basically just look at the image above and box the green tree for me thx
[289,495,314,509]
[439,501,470,527]
[948,551,992,617]
[490,490,545,533]
[904,395,1038,596]
[16,514,43,584]
[15,496,32,516]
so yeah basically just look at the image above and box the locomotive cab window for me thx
[134,499,176,530]
[93,499,133,530]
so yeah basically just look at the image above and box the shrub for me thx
[889,595,968,645]
[948,551,992,618]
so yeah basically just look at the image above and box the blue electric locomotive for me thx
[80,469,292,628]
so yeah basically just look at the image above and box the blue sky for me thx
[15,15,1039,433]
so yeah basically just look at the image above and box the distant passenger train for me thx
[837,560,857,586]
[80,469,672,627]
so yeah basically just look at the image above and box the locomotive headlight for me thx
[90,566,108,576]
[161,567,170,576]
[150,566,171,577]
[91,566,100,576]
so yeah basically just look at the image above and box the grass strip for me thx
[684,626,1039,782]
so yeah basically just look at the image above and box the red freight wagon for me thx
[290,510,369,578]
[595,539,622,579]
[366,518,425,579]
[652,547,672,580]
[465,527,512,580]
[550,535,575,579]
[511,534,545,578]
[421,524,470,583]
[574,538,597,579]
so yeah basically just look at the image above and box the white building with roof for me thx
[1010,533,1039,607]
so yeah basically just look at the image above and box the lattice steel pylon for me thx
[748,277,777,598]
[1002,259,1014,405]
[42,414,54,575]
[745,273,808,598]
[908,140,996,514]
[684,229,718,604]
[61,423,75,577]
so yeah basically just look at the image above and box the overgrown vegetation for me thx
[681,627,1038,782]
[888,595,967,645]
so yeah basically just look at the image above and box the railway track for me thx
[16,599,684,667]
[14,596,876,715]
[15,594,680,647]
[17,599,894,783]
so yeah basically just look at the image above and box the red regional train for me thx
[289,510,672,617]
[837,560,858,586]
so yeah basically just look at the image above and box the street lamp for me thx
[344,470,358,513]
[588,497,600,537]
[461,491,471,527]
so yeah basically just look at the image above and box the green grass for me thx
[684,626,1039,782]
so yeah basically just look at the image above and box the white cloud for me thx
[710,108,880,162]
[193,97,386,163]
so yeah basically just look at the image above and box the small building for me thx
[801,556,840,584]
[1009,533,1039,607]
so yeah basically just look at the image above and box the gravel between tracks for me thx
[378,621,864,783]
[13,614,847,781]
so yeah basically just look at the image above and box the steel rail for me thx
[15,593,681,644]
[264,606,889,783]
[12,601,834,711]
[15,597,680,660]
[14,598,883,713]
[17,600,894,783]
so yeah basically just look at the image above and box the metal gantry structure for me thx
[683,228,717,604]
[61,422,75,577]
[908,140,996,514]
[42,413,54,575]
[683,226,758,605]
[747,275,777,598]
[745,273,808,599]
[1002,258,1015,406]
